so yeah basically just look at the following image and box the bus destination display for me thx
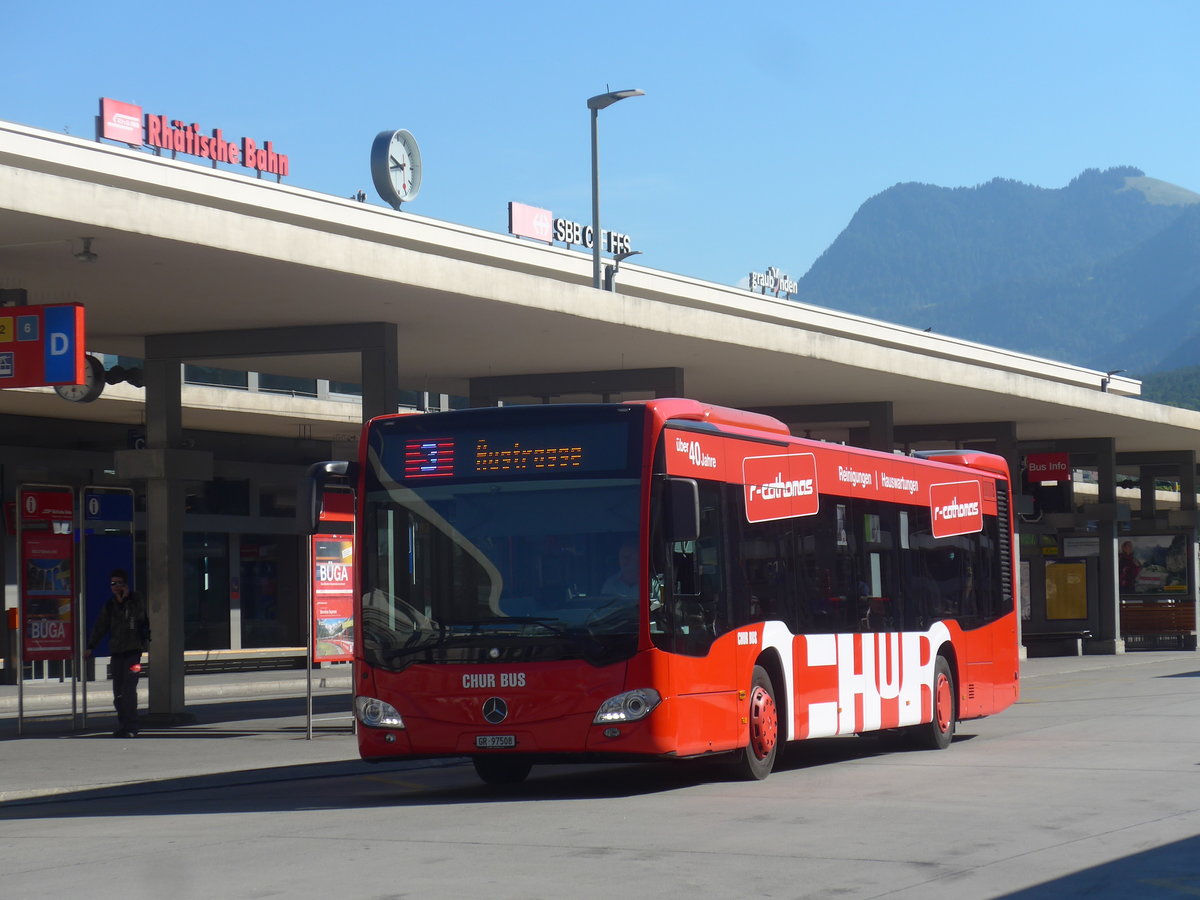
[399,421,632,481]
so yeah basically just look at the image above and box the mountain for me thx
[796,167,1200,375]
[1142,365,1200,411]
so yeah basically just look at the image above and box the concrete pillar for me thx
[114,359,213,722]
[1181,458,1199,651]
[361,323,399,421]
[1092,438,1124,653]
[1139,466,1157,519]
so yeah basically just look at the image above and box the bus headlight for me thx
[594,688,661,724]
[355,696,405,728]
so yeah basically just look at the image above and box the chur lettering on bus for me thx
[795,623,951,739]
[462,672,527,689]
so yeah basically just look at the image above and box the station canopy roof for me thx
[2,119,1198,456]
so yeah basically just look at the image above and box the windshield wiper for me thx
[447,616,571,637]
[382,617,567,660]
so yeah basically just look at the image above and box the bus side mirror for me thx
[666,477,700,544]
[299,460,356,534]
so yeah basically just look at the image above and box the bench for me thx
[181,647,309,673]
[1023,630,1093,657]
[1120,601,1197,651]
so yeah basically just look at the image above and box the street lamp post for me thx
[588,89,644,289]
[604,249,643,292]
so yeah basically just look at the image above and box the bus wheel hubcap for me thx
[935,673,952,732]
[749,686,778,759]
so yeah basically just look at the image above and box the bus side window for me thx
[730,493,794,627]
[672,540,699,595]
[660,481,726,655]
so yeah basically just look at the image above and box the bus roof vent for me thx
[913,449,1010,478]
[667,405,791,437]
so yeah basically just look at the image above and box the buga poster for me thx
[21,531,75,661]
[312,534,354,662]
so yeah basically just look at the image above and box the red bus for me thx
[303,399,1019,784]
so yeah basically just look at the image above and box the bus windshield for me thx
[361,407,645,669]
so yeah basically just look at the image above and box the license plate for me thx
[475,735,517,749]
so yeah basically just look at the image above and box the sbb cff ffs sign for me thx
[508,201,633,255]
[0,304,85,389]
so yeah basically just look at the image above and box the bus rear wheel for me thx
[472,755,533,785]
[733,665,779,780]
[913,655,956,750]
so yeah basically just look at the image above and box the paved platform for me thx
[0,665,361,804]
[1,651,1196,809]
[0,663,352,714]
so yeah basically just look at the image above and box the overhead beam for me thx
[751,402,894,453]
[469,367,684,408]
[145,323,398,360]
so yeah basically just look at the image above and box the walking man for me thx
[85,569,150,738]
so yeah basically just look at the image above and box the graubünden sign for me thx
[98,97,290,177]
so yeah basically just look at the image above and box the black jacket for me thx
[88,592,150,655]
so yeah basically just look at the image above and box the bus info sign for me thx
[0,303,85,389]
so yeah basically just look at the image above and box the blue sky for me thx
[5,1,1199,288]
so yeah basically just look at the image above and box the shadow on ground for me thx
[993,834,1200,899]
[0,727,964,819]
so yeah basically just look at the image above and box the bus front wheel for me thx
[472,755,533,785]
[733,665,779,780]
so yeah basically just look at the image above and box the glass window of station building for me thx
[75,357,467,653]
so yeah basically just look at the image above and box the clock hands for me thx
[389,153,409,191]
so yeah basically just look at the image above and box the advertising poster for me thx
[312,534,354,662]
[1118,534,1191,595]
[21,531,75,660]
[1045,561,1087,620]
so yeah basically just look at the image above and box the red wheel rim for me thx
[749,685,778,759]
[934,672,952,733]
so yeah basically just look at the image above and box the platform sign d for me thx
[0,303,86,388]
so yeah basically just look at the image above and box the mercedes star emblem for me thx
[482,697,508,724]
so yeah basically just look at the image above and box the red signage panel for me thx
[0,303,86,389]
[1026,452,1070,482]
[312,534,354,663]
[21,532,75,661]
[743,453,819,522]
[100,98,144,146]
[22,489,74,521]
[664,429,726,481]
[19,486,76,662]
[929,481,984,538]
